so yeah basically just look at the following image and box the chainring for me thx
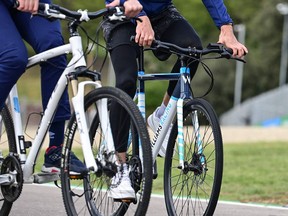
[1,153,23,202]
[129,155,142,193]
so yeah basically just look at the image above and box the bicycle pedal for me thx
[153,162,158,179]
[153,173,158,179]
[33,172,60,184]
[114,198,136,203]
[69,174,84,180]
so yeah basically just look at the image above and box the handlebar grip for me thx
[130,36,160,49]
[224,47,246,63]
[226,48,233,55]
[38,3,47,11]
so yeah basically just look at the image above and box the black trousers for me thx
[103,5,202,152]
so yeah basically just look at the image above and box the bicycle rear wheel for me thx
[164,98,223,216]
[61,87,153,216]
[0,106,17,215]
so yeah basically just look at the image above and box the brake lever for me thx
[36,3,66,20]
[221,50,246,63]
[108,6,127,21]
[34,10,56,22]
[224,47,247,63]
[231,56,246,63]
[210,43,246,63]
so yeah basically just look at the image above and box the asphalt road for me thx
[8,184,288,216]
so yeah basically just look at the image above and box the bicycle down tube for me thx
[137,67,193,165]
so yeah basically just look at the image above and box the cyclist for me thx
[137,0,248,158]
[0,0,86,174]
[103,0,248,199]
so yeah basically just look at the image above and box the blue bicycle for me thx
[134,39,245,215]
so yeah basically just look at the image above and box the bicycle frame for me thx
[6,34,113,183]
[136,49,200,169]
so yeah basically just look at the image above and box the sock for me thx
[48,121,65,148]
[155,102,166,119]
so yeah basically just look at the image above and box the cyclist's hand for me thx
[124,0,143,17]
[135,16,154,47]
[106,0,142,18]
[17,0,39,14]
[218,24,248,58]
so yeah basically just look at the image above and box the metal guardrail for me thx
[220,84,288,126]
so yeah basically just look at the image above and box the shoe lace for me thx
[110,164,130,188]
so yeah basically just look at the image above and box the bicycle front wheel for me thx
[61,87,153,216]
[164,98,223,216]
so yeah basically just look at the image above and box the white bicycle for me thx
[0,3,152,216]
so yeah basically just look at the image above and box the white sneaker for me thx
[147,108,172,157]
[108,164,135,200]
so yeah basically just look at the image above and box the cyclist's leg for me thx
[103,21,140,198]
[152,4,202,101]
[109,42,139,159]
[147,5,203,156]
[14,0,70,122]
[147,5,202,125]
[0,2,28,110]
[105,22,139,147]
[162,20,202,97]
[0,3,28,214]
[104,23,139,151]
[13,2,83,173]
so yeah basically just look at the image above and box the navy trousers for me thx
[0,0,70,122]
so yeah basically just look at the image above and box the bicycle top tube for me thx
[138,72,181,81]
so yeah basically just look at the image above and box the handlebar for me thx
[130,36,246,63]
[12,0,125,21]
[152,39,246,63]
[36,3,125,22]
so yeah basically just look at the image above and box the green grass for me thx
[149,141,288,206]
[18,67,41,103]
[221,141,288,206]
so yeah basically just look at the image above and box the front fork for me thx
[71,80,116,172]
[177,98,185,169]
[177,66,204,169]
[177,99,205,170]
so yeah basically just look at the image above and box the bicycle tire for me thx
[164,98,223,216]
[61,86,153,216]
[0,105,17,215]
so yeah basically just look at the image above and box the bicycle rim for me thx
[0,106,17,215]
[164,98,223,216]
[61,87,152,216]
